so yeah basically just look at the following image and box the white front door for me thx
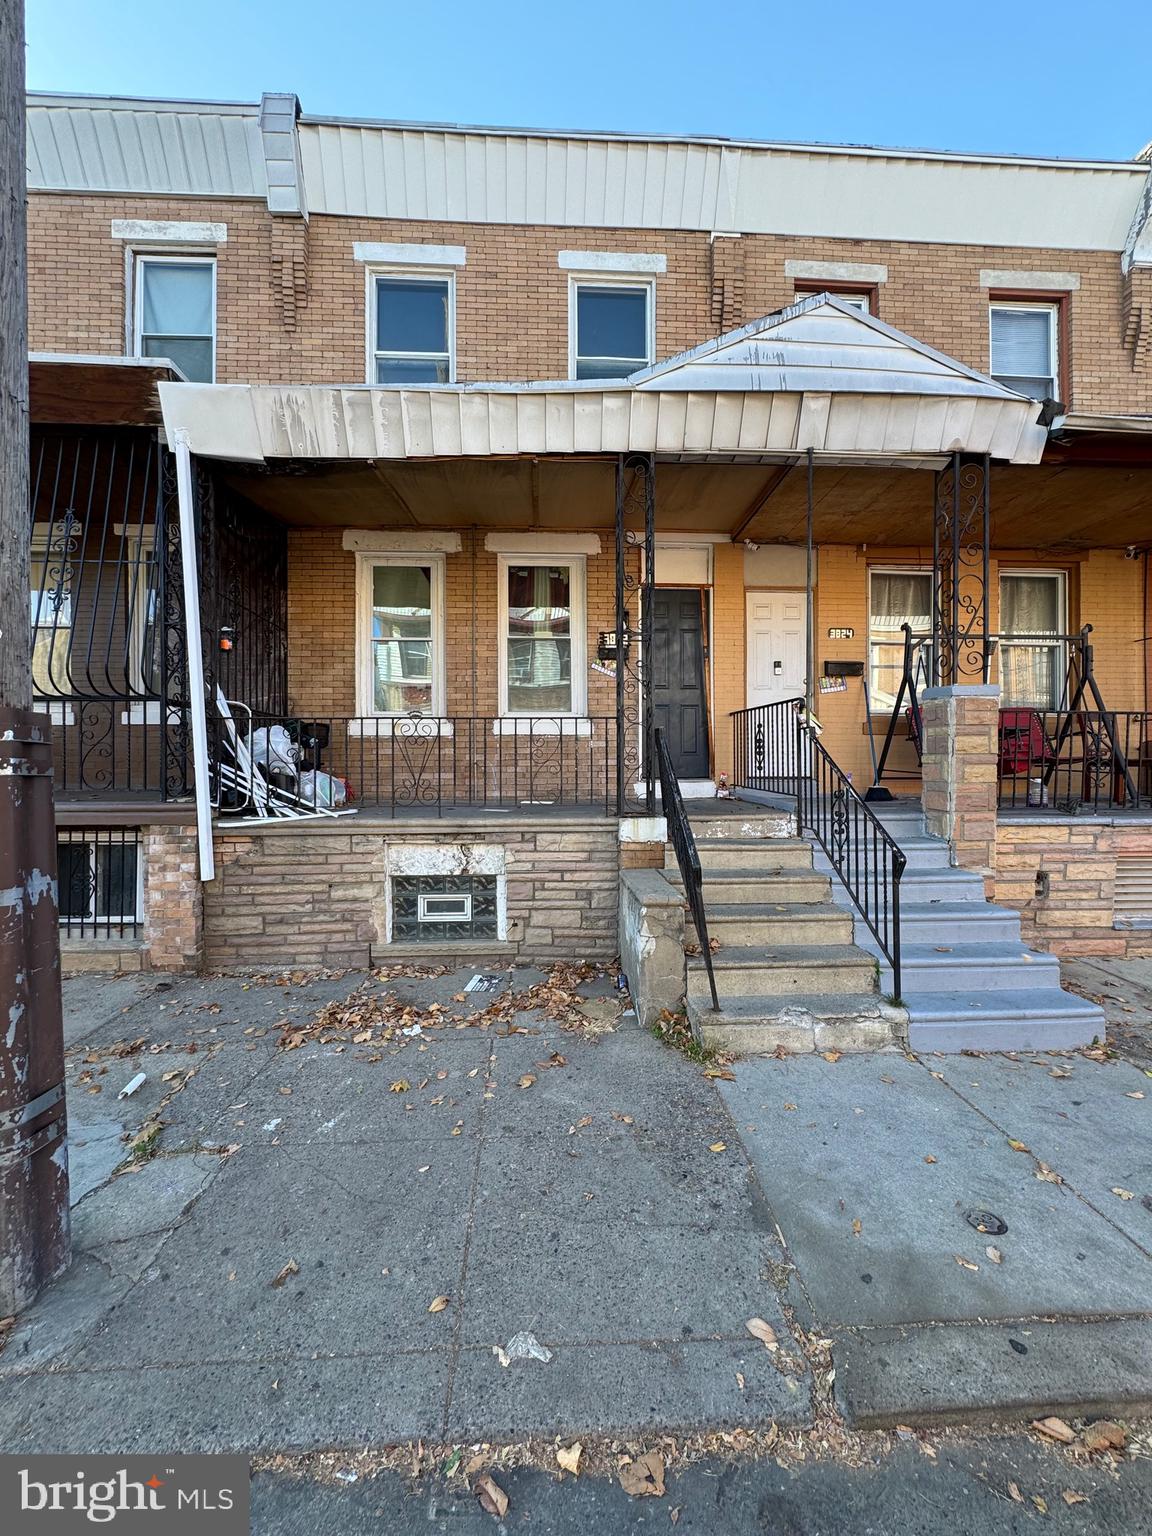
[746,591,807,708]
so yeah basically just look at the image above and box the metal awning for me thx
[158,295,1048,467]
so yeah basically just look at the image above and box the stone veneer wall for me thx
[143,823,204,972]
[991,820,1152,959]
[204,818,621,970]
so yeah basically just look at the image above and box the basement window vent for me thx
[392,875,498,942]
[1115,856,1152,928]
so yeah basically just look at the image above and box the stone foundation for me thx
[204,816,621,970]
[991,819,1152,958]
[921,684,999,873]
[143,822,203,972]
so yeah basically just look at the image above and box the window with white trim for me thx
[989,302,1058,398]
[371,273,454,383]
[356,554,445,717]
[134,255,216,382]
[499,556,587,716]
[998,571,1066,709]
[797,287,871,313]
[57,831,143,933]
[868,568,932,710]
[29,534,73,699]
[570,280,654,379]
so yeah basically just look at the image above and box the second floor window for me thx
[572,282,653,379]
[373,275,453,384]
[989,302,1058,399]
[134,256,215,382]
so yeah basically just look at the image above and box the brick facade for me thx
[27,191,1152,414]
[143,823,203,972]
[204,819,620,969]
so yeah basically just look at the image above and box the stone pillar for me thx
[921,684,999,874]
[144,822,204,972]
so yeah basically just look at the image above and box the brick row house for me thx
[24,90,1152,1048]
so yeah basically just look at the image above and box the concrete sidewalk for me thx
[0,963,1149,1454]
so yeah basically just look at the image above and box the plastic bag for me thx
[297,770,347,809]
[251,725,299,775]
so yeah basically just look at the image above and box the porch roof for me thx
[158,296,1048,468]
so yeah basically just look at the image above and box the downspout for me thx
[805,447,815,710]
[172,430,215,883]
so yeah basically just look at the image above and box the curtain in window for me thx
[371,565,433,713]
[868,571,932,709]
[506,565,573,712]
[1000,574,1062,709]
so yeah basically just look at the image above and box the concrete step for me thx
[897,867,988,903]
[666,868,833,905]
[688,944,877,997]
[895,901,1022,944]
[880,942,1062,995]
[691,839,814,872]
[693,904,855,947]
[905,988,1106,1052]
[687,990,905,1055]
[687,811,797,841]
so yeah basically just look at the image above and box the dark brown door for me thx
[651,588,709,778]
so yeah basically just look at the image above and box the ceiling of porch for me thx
[219,453,1152,551]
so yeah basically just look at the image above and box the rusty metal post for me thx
[0,708,70,1314]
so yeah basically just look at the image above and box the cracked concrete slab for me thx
[70,1151,222,1250]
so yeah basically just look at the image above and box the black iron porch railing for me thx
[997,708,1149,814]
[654,728,718,1011]
[210,712,622,817]
[730,700,905,1000]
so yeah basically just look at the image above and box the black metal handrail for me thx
[730,700,906,1000]
[654,728,718,1011]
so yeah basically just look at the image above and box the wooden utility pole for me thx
[0,0,71,1315]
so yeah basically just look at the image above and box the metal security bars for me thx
[655,727,718,1011]
[729,699,906,999]
[56,827,143,939]
[30,427,191,800]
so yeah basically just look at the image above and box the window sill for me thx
[36,702,75,726]
[119,702,184,726]
[347,717,454,738]
[492,717,592,737]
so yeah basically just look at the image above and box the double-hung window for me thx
[989,302,1059,399]
[372,274,454,383]
[29,535,73,700]
[999,571,1066,710]
[571,281,653,379]
[499,557,586,717]
[356,555,445,718]
[134,255,216,382]
[868,569,933,710]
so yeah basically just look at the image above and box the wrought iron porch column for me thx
[614,452,655,814]
[932,452,991,685]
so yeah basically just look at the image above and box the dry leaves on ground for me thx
[1032,1417,1077,1445]
[473,1473,509,1518]
[708,1141,727,1153]
[745,1318,778,1352]
[270,1259,299,1288]
[618,1451,665,1498]
[953,1255,979,1272]
[556,1443,582,1476]
[428,1295,450,1314]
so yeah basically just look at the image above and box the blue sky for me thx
[25,0,1152,162]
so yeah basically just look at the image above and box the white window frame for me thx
[568,275,655,381]
[988,300,1059,399]
[57,839,144,927]
[867,565,933,710]
[131,252,217,382]
[497,553,588,725]
[367,268,456,385]
[354,552,447,724]
[29,529,75,723]
[997,568,1067,710]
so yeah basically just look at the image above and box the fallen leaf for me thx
[985,1245,1004,1265]
[618,1451,665,1498]
[954,1255,979,1272]
[1062,1491,1089,1506]
[851,1219,862,1237]
[611,1112,634,1124]
[735,1372,745,1390]
[1008,1482,1023,1504]
[353,1030,373,1044]
[473,1472,509,1519]
[1007,1138,1031,1154]
[783,1102,797,1112]
[389,1080,410,1093]
[428,1295,450,1314]
[703,1066,736,1081]
[1032,1494,1048,1514]
[1124,1091,1145,1100]
[518,1074,537,1089]
[924,1155,937,1164]
[746,1317,779,1351]
[708,1141,727,1153]
[556,1443,582,1476]
[822,1050,843,1063]
[1035,1162,1063,1183]
[1111,1187,1135,1200]
[270,1259,299,1288]
[1082,1420,1127,1453]
[1032,1416,1077,1445]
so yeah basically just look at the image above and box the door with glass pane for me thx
[998,572,1065,709]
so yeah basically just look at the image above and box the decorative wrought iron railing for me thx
[655,728,718,1011]
[210,712,623,817]
[997,708,1148,814]
[730,699,906,1000]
